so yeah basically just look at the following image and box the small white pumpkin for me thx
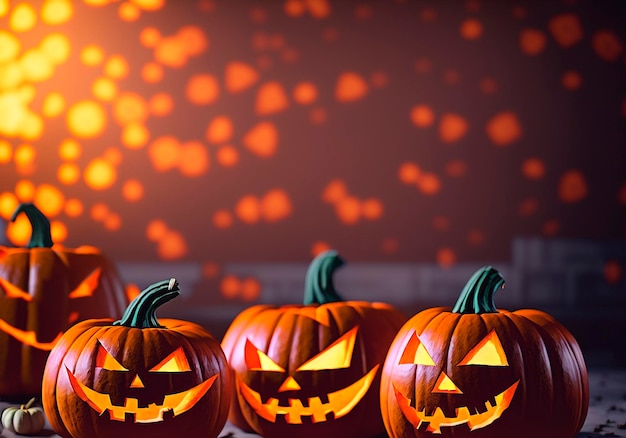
[1,397,45,435]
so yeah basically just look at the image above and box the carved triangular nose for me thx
[433,371,462,394]
[278,376,301,392]
[130,374,145,388]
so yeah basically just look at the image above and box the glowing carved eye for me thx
[96,342,128,371]
[458,330,508,366]
[296,326,358,371]
[245,339,285,372]
[68,268,102,298]
[398,330,436,366]
[149,347,191,372]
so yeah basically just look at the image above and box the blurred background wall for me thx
[0,0,624,364]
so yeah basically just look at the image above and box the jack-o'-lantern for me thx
[221,250,407,438]
[0,203,128,398]
[380,266,589,438]
[42,278,232,438]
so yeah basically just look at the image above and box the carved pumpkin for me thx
[0,203,128,398]
[380,266,589,438]
[42,278,232,438]
[221,250,407,438]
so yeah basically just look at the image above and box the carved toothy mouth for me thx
[238,364,379,424]
[65,367,217,423]
[394,380,519,433]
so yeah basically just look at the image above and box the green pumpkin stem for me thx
[114,278,180,328]
[303,249,344,305]
[451,266,505,314]
[10,203,53,248]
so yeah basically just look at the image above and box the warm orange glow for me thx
[32,184,65,217]
[0,140,11,164]
[436,247,456,268]
[91,203,110,221]
[113,92,148,125]
[322,179,347,203]
[84,158,117,190]
[335,196,361,225]
[14,179,35,201]
[50,220,68,243]
[220,275,240,299]
[410,105,435,128]
[216,145,239,167]
[157,230,187,260]
[256,81,289,115]
[443,69,460,85]
[58,163,80,185]
[104,55,129,79]
[306,0,331,19]
[177,25,209,56]
[592,30,623,62]
[417,172,441,195]
[311,241,331,257]
[260,189,292,222]
[240,277,261,301]
[10,3,37,32]
[64,198,83,217]
[122,179,144,201]
[285,0,306,17]
[519,28,547,55]
[562,70,582,90]
[292,82,318,105]
[335,71,369,102]
[140,27,161,47]
[126,284,141,302]
[103,213,121,231]
[0,31,20,63]
[548,13,583,48]
[604,260,622,285]
[149,92,173,116]
[460,19,483,39]
[202,261,220,279]
[242,122,278,157]
[6,214,31,246]
[132,0,165,11]
[141,61,163,83]
[39,33,71,65]
[58,138,81,160]
[206,116,234,144]
[0,192,18,219]
[522,158,545,180]
[80,45,104,66]
[66,100,107,138]
[14,143,36,174]
[398,162,421,184]
[445,160,467,177]
[213,209,233,229]
[42,92,65,117]
[486,111,522,146]
[420,7,437,22]
[118,1,141,21]
[18,111,44,141]
[518,197,539,216]
[179,141,209,177]
[542,219,560,237]
[361,198,383,220]
[439,113,468,143]
[154,36,187,67]
[309,106,327,125]
[41,0,73,25]
[20,50,54,82]
[146,219,167,241]
[558,170,587,203]
[225,61,259,93]
[235,195,261,224]
[185,73,220,105]
[0,63,23,90]
[103,147,123,165]
[149,136,181,171]
[92,77,118,101]
[121,122,150,149]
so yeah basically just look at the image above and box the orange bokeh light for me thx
[439,113,468,143]
[436,247,456,268]
[335,196,361,225]
[149,92,173,116]
[121,122,150,149]
[216,145,239,167]
[235,195,261,224]
[410,104,435,128]
[292,82,318,105]
[486,111,522,146]
[398,162,421,184]
[213,209,234,229]
[14,143,36,174]
[7,214,31,246]
[84,158,117,190]
[186,73,220,105]
[122,179,144,202]
[603,260,622,285]
[103,213,122,231]
[132,0,165,11]
[220,275,240,299]
[335,71,369,102]
[39,33,71,65]
[242,122,278,157]
[157,230,187,260]
[0,31,20,63]
[519,28,547,55]
[141,62,164,83]
[92,77,118,101]
[361,198,383,220]
[58,138,81,160]
[14,179,35,202]
[256,81,289,115]
[311,241,331,257]
[42,92,65,117]
[206,116,234,144]
[149,136,181,171]
[81,45,104,66]
[0,192,18,220]
[562,70,582,90]
[322,179,347,204]
[260,189,292,222]
[445,160,467,177]
[417,172,441,195]
[460,19,483,40]
[66,100,107,138]
[0,140,12,164]
[202,261,220,279]
[177,25,209,57]
[146,219,167,241]
[113,92,149,125]
[240,277,261,301]
[592,30,623,62]
[50,220,68,243]
[522,158,545,180]
[559,170,587,203]
[118,1,141,21]
[33,184,65,218]
[104,55,130,79]
[57,163,80,185]
[140,27,161,47]
[519,197,539,216]
[178,141,209,177]
[10,3,37,33]
[225,61,259,93]
[41,0,74,25]
[548,13,583,48]
[64,198,83,217]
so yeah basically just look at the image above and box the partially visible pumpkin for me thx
[1,397,45,435]
[221,250,408,438]
[42,278,232,438]
[380,266,589,438]
[0,203,129,398]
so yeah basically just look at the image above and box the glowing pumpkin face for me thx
[221,250,407,438]
[380,266,589,438]
[0,203,128,398]
[42,279,232,438]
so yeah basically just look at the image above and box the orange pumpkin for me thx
[221,250,407,438]
[42,278,232,438]
[380,266,589,438]
[0,203,128,398]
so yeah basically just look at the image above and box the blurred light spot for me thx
[20,49,54,82]
[604,260,621,285]
[292,82,318,105]
[460,18,482,39]
[92,77,118,101]
[7,214,31,246]
[335,71,368,102]
[417,172,441,195]
[122,179,144,201]
[548,13,583,47]
[335,196,360,225]
[81,45,104,66]
[225,61,259,93]
[157,230,187,260]
[14,179,35,201]
[0,0,7,15]
[10,3,37,32]
[103,147,122,165]
[306,0,331,19]
[14,143,36,174]
[436,247,455,268]
[216,145,239,167]
[34,184,65,217]
[311,241,331,257]
[202,261,220,279]
[542,219,560,237]
[154,36,187,67]
[118,1,141,21]
[146,219,167,241]
[522,157,545,180]
[206,116,234,144]
[240,277,261,301]
[177,25,209,56]
[432,215,450,231]
[322,179,347,203]
[185,73,219,105]
[309,107,327,125]
[479,77,498,94]
[382,238,399,254]
[410,104,435,128]
[131,0,165,11]
[149,136,181,171]
[0,31,21,63]
[59,138,81,160]
[84,158,116,190]
[438,113,468,143]
[445,160,467,177]
[256,81,289,115]
[562,70,582,90]
[267,33,285,50]
[50,220,67,242]
[592,30,623,62]
[220,275,240,299]
[179,141,209,177]
[285,0,306,17]
[235,195,261,224]
[213,209,233,229]
[398,162,421,184]
[361,198,383,220]
[519,29,547,55]
[42,92,65,117]
[41,0,73,25]
[57,163,80,184]
[113,92,148,125]
[0,65,22,91]
[149,92,173,116]
[67,100,106,138]
[558,170,587,203]
[103,213,121,231]
[0,140,11,163]
[104,55,129,79]
[0,192,18,219]
[518,197,539,216]
[280,47,299,64]
[242,121,278,157]
[140,27,161,47]
[121,122,150,149]
[619,183,626,205]
[141,62,163,83]
[64,198,83,217]
[18,111,43,141]
[125,284,141,302]
[467,230,485,245]
[90,202,109,221]
[486,111,521,146]
[261,189,292,222]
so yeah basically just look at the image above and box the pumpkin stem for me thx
[451,266,504,314]
[114,278,179,328]
[22,397,37,410]
[10,203,53,248]
[303,249,344,305]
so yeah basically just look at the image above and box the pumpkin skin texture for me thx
[0,203,128,398]
[221,250,408,438]
[42,278,232,438]
[380,266,589,438]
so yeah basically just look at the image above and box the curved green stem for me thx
[452,266,505,314]
[114,278,180,328]
[10,203,53,248]
[303,250,344,305]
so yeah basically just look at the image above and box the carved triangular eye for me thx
[245,339,285,372]
[398,330,436,366]
[296,326,358,371]
[149,347,191,372]
[69,268,102,298]
[96,342,128,371]
[458,330,508,366]
[0,278,32,301]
